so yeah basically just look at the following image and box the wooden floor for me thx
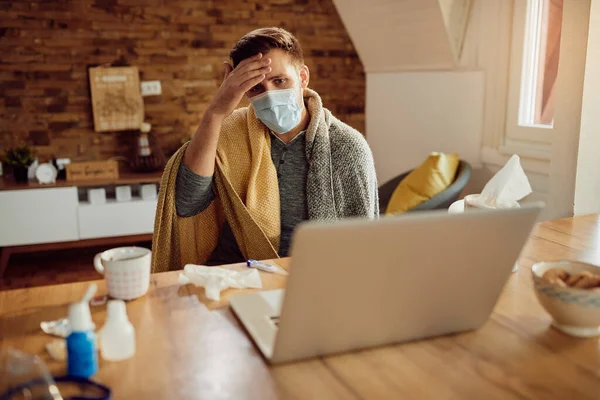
[0,241,152,291]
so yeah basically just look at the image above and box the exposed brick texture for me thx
[0,0,365,163]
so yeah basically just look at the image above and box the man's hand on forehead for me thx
[207,53,272,119]
[225,53,272,82]
[227,52,266,71]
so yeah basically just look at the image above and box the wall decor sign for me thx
[89,66,144,132]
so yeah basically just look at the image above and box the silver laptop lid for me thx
[271,205,542,363]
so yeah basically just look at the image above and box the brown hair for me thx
[229,27,304,68]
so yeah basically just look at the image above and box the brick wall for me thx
[0,0,365,164]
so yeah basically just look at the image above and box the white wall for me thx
[332,0,456,72]
[367,71,484,184]
[364,0,509,193]
[575,0,600,216]
[359,0,597,221]
[547,0,592,220]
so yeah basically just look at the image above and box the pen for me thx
[247,260,289,275]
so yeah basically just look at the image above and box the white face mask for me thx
[249,88,302,134]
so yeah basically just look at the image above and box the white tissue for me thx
[178,264,263,301]
[480,154,532,206]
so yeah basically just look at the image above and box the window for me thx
[506,0,564,144]
[520,0,563,127]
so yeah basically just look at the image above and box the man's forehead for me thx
[262,49,300,67]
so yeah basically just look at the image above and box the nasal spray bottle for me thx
[66,299,98,378]
[99,300,136,361]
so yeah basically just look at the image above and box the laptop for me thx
[229,205,542,364]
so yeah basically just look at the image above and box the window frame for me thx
[505,0,556,145]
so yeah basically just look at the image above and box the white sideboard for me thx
[78,197,157,240]
[0,173,161,248]
[0,187,80,247]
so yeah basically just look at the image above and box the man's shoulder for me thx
[327,114,371,155]
[223,107,249,128]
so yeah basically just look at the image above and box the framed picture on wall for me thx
[89,66,144,132]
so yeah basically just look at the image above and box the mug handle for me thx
[94,253,105,275]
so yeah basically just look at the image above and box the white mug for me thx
[94,247,151,300]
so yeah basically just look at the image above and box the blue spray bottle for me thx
[66,301,98,378]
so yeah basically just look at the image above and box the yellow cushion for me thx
[385,153,460,215]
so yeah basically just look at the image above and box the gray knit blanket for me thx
[303,89,379,220]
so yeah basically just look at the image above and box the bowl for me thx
[531,260,600,337]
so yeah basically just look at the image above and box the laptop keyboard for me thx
[259,290,284,313]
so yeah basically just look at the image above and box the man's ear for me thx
[299,65,310,89]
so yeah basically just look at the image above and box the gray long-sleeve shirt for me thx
[176,131,308,264]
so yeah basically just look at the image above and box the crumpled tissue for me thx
[474,154,532,208]
[178,264,263,301]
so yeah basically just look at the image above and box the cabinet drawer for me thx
[78,198,157,239]
[0,187,79,246]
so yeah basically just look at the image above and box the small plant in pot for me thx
[3,145,36,183]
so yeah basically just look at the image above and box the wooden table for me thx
[1,215,600,399]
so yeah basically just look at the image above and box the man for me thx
[152,27,378,271]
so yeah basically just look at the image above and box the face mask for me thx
[250,88,302,134]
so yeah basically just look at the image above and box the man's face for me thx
[245,49,309,104]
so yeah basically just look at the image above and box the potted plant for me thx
[3,145,36,183]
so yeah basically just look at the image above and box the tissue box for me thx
[140,184,157,200]
[116,185,132,202]
[88,188,106,205]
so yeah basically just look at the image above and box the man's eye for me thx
[275,78,286,85]
[249,85,260,92]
